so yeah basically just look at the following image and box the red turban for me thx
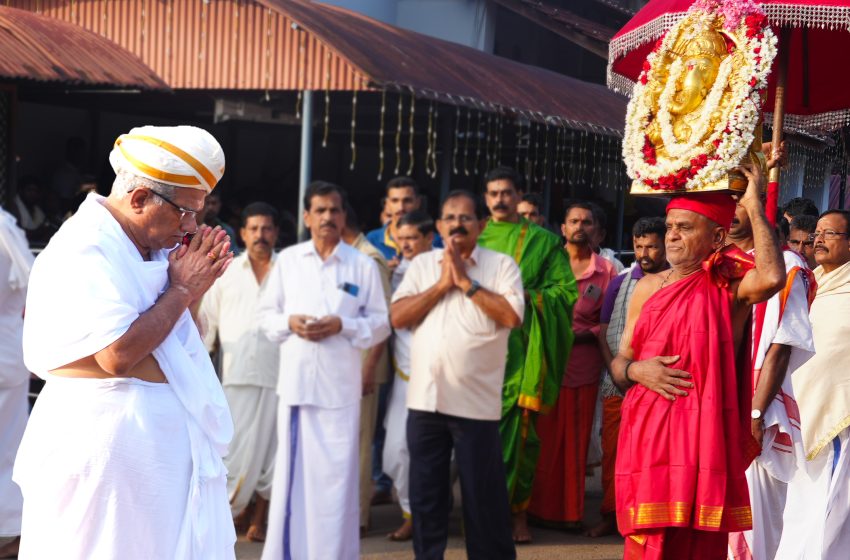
[666,192,736,230]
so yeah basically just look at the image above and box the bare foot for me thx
[583,513,617,538]
[247,496,269,542]
[233,502,254,535]
[0,537,20,559]
[512,510,532,544]
[387,518,413,541]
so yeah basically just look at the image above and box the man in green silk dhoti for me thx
[478,167,577,544]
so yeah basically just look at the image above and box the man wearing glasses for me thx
[391,190,523,559]
[14,126,237,559]
[779,210,850,559]
[788,214,817,269]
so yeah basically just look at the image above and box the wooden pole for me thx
[766,28,791,226]
[769,28,791,185]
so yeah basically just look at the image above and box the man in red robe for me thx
[609,164,786,560]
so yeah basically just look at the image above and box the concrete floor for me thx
[236,468,625,559]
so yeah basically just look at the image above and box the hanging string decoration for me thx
[526,122,536,187]
[425,102,435,177]
[496,114,504,166]
[452,106,461,175]
[485,114,493,171]
[428,105,439,179]
[515,118,523,173]
[349,91,357,171]
[322,52,331,148]
[464,107,472,177]
[474,111,484,175]
[406,92,416,176]
[295,90,302,120]
[394,93,404,175]
[542,124,550,183]
[378,90,387,180]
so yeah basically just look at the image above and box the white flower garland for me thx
[622,4,777,192]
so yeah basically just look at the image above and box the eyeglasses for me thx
[788,239,814,248]
[149,190,201,223]
[440,214,477,224]
[807,230,849,242]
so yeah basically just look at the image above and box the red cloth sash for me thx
[616,245,759,536]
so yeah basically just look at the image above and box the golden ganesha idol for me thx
[622,1,776,195]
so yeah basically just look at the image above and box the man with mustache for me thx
[392,190,523,559]
[366,176,423,269]
[610,165,786,559]
[726,194,816,560]
[199,202,282,542]
[778,209,850,559]
[529,200,616,530]
[788,214,817,269]
[477,166,577,543]
[258,181,390,560]
[588,217,669,539]
[340,204,392,536]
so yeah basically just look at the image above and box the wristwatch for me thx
[751,409,763,421]
[465,279,482,297]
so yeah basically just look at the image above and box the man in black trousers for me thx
[390,190,523,560]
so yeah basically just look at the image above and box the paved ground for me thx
[236,469,625,559]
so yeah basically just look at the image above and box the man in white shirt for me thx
[382,209,435,542]
[201,201,281,542]
[0,208,34,559]
[258,181,390,560]
[391,190,523,560]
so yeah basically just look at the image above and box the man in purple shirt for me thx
[587,216,668,537]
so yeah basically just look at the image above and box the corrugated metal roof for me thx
[9,0,367,91]
[265,0,627,133]
[9,0,626,132]
[0,5,166,89]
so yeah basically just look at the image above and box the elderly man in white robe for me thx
[777,209,850,560]
[258,181,390,560]
[0,207,34,559]
[13,126,237,559]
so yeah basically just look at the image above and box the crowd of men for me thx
[1,124,849,560]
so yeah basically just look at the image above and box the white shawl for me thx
[22,193,234,557]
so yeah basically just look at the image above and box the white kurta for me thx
[383,259,413,517]
[729,251,815,560]
[14,194,235,560]
[0,209,33,539]
[258,240,390,560]
[200,252,280,515]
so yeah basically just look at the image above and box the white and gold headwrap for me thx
[109,125,225,193]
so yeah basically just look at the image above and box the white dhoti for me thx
[224,385,278,515]
[0,381,27,538]
[263,402,360,560]
[776,428,850,559]
[14,377,234,559]
[382,371,410,517]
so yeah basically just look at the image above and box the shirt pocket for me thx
[328,288,361,318]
